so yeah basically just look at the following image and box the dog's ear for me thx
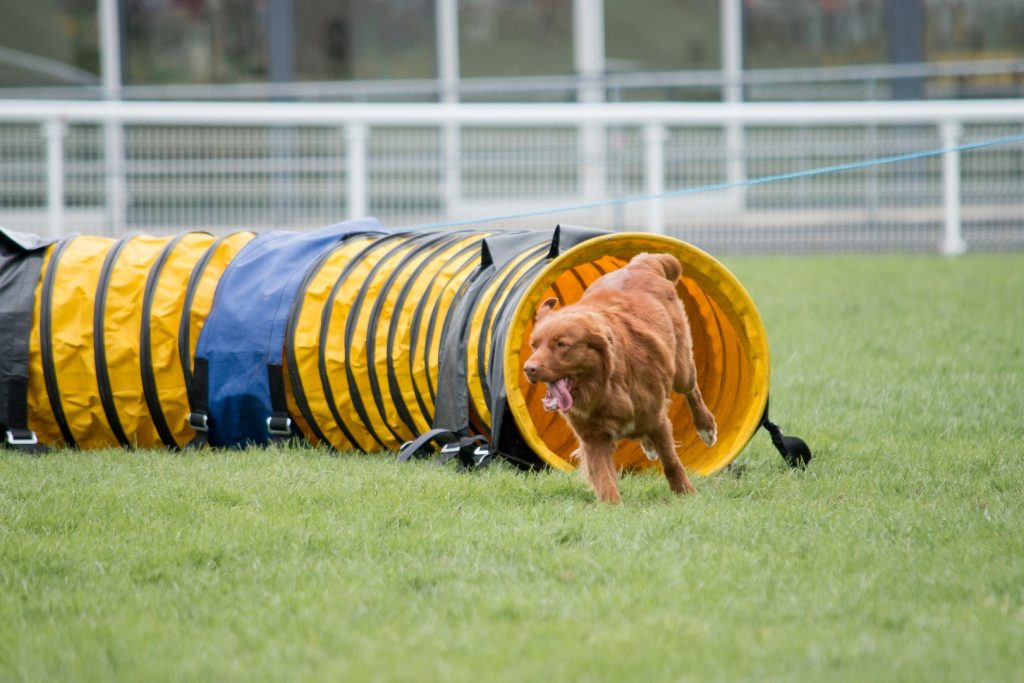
[583,324,615,379]
[584,327,612,353]
[534,297,559,323]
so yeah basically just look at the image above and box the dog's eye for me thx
[556,340,570,349]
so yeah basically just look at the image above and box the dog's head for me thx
[523,298,612,412]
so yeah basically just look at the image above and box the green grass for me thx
[2,254,1023,682]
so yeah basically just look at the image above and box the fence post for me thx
[346,122,368,220]
[436,0,461,220]
[574,0,607,202]
[100,0,126,236]
[940,120,966,256]
[104,120,127,236]
[721,0,747,210]
[44,118,66,239]
[441,123,461,221]
[644,122,666,234]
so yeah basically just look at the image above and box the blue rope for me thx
[397,131,1024,232]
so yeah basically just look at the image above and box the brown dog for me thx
[523,253,717,504]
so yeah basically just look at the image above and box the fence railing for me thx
[1,99,1022,253]
[3,58,1022,102]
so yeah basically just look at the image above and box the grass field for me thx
[2,254,1022,682]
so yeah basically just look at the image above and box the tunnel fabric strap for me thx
[479,231,539,270]
[472,250,546,412]
[547,224,613,259]
[406,243,481,423]
[476,257,546,414]
[430,266,493,435]
[432,230,547,435]
[266,363,297,442]
[0,228,59,453]
[759,397,812,468]
[193,218,384,448]
[186,357,211,448]
[380,233,472,435]
[424,247,484,405]
[397,428,493,468]
[179,233,231,443]
[485,273,550,469]
[397,428,457,461]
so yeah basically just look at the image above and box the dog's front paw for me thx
[697,427,717,447]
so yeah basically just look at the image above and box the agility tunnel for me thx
[1,221,807,475]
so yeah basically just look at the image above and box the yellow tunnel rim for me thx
[502,232,771,476]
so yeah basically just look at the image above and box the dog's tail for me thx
[631,252,683,282]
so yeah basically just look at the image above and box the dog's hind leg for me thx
[669,306,717,447]
[640,438,660,461]
[579,437,620,504]
[648,418,696,495]
[684,384,717,447]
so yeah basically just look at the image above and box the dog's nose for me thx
[523,362,538,383]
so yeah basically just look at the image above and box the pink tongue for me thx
[543,379,573,412]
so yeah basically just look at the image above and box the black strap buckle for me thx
[188,412,209,433]
[471,443,494,468]
[439,436,493,468]
[5,428,38,447]
[439,442,462,456]
[266,415,293,437]
[398,430,495,468]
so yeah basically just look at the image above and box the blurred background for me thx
[1,0,1022,252]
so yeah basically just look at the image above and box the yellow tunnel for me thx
[18,225,768,476]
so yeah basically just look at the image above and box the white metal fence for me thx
[1,99,1022,253]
